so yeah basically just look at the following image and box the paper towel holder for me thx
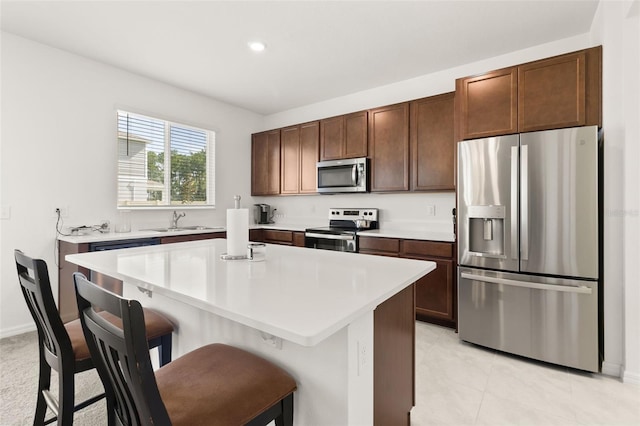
[222,195,248,260]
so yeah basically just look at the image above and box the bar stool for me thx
[15,250,174,425]
[74,272,297,426]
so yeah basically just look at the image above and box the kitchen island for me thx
[66,239,435,425]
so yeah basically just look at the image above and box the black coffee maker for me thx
[254,204,275,224]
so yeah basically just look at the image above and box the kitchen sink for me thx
[143,226,224,232]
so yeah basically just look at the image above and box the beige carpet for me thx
[0,331,106,425]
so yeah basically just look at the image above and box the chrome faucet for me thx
[171,211,186,228]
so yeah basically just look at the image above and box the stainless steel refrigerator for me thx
[457,125,601,372]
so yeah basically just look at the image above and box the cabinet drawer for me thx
[263,229,293,244]
[160,232,225,245]
[400,240,453,259]
[358,236,400,255]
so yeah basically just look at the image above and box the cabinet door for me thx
[518,51,587,132]
[414,259,454,322]
[58,241,90,322]
[160,232,225,244]
[458,66,518,139]
[251,130,281,195]
[369,103,410,192]
[280,126,300,194]
[410,93,455,191]
[292,231,306,247]
[263,229,293,245]
[344,111,368,159]
[299,121,319,193]
[319,115,344,161]
[359,236,400,256]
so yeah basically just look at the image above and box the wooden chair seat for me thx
[156,343,297,425]
[74,272,297,426]
[64,309,174,362]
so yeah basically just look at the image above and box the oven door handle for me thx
[305,232,355,241]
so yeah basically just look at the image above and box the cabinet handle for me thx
[460,272,592,294]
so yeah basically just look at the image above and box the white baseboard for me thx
[622,369,640,386]
[601,361,622,377]
[0,323,36,340]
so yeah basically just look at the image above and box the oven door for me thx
[305,231,357,252]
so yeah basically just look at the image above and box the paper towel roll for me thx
[226,208,249,257]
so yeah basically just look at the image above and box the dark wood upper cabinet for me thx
[251,129,280,196]
[280,122,319,195]
[344,111,368,159]
[457,66,518,140]
[299,121,320,193]
[320,111,367,161]
[280,125,301,195]
[410,93,456,191]
[518,49,595,132]
[369,102,410,192]
[457,46,602,140]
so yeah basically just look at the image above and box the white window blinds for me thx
[117,111,215,208]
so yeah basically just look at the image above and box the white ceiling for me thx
[0,1,600,115]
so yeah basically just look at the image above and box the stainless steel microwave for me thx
[317,157,369,193]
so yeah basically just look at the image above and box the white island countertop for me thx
[66,239,434,347]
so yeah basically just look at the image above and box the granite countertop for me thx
[66,239,435,346]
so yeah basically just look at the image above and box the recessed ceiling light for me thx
[248,41,266,52]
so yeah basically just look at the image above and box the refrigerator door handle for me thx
[521,144,529,261]
[510,146,518,260]
[460,272,593,294]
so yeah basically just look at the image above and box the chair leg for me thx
[275,394,294,426]
[57,367,75,425]
[34,352,51,425]
[158,333,172,367]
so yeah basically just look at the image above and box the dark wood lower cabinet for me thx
[374,284,415,426]
[251,228,305,247]
[360,236,456,328]
[414,259,455,326]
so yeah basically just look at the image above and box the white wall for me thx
[262,27,640,382]
[0,32,264,336]
[590,0,640,385]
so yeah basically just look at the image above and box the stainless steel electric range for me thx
[304,208,378,253]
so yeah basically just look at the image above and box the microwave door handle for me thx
[352,165,358,185]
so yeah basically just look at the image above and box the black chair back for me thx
[15,249,77,370]
[73,272,171,426]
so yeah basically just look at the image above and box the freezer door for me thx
[520,126,599,279]
[458,267,599,372]
[457,134,519,272]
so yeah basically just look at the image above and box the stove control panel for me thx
[328,208,378,221]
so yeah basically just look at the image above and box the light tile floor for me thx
[411,322,640,426]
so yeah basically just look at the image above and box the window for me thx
[117,111,215,208]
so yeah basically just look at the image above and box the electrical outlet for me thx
[425,205,436,216]
[54,206,69,218]
[357,340,367,376]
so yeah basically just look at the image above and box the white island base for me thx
[67,240,433,425]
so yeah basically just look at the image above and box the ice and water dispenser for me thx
[467,205,506,257]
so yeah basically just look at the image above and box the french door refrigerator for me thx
[457,125,601,372]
